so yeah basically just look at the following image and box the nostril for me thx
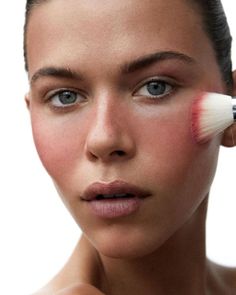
[115,150,126,156]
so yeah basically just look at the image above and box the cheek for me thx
[135,97,219,192]
[136,98,192,160]
[30,111,86,182]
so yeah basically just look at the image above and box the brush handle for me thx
[233,97,236,120]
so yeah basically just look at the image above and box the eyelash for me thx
[46,88,87,110]
[45,77,177,110]
[133,77,176,100]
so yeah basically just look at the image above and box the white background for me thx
[0,1,235,294]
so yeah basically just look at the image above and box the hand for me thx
[54,283,106,295]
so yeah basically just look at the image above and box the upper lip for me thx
[81,180,151,201]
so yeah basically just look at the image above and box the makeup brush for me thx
[191,92,236,143]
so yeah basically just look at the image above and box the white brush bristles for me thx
[193,92,234,143]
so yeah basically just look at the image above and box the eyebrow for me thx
[30,51,196,85]
[30,67,83,85]
[121,51,196,74]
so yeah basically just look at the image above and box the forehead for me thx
[26,0,213,75]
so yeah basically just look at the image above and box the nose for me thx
[85,99,136,163]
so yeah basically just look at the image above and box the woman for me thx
[24,0,236,294]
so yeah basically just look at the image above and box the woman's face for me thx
[26,0,224,258]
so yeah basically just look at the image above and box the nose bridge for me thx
[85,93,135,161]
[93,95,120,135]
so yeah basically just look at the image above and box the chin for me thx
[87,228,169,260]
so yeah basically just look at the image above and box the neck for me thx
[96,197,209,295]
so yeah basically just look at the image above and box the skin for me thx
[25,0,236,294]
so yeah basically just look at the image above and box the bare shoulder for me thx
[207,260,236,294]
[214,262,236,289]
[31,283,106,295]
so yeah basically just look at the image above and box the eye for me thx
[48,90,86,108]
[134,79,173,99]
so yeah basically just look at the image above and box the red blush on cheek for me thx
[32,125,72,180]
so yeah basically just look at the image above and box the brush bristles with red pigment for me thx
[191,92,234,143]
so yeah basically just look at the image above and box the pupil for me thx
[147,81,166,96]
[59,91,77,104]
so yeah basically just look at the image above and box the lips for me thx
[81,180,150,202]
[81,180,151,218]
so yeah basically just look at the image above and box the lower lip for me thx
[87,197,142,218]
